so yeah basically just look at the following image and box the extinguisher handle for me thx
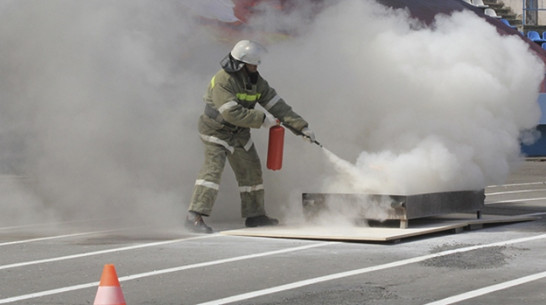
[281,123,323,148]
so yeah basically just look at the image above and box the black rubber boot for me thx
[245,215,279,227]
[185,211,213,234]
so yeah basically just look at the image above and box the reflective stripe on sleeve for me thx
[243,138,254,151]
[239,184,264,193]
[263,94,281,110]
[195,179,220,191]
[218,100,238,114]
[199,134,235,154]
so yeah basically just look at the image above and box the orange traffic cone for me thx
[93,264,126,305]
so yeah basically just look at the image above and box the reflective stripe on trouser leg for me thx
[239,186,265,218]
[188,141,228,216]
[227,142,266,218]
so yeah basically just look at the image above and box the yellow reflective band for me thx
[210,76,216,89]
[236,93,261,102]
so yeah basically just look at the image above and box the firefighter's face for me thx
[245,64,258,73]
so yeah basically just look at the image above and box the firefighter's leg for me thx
[228,141,266,218]
[188,141,228,216]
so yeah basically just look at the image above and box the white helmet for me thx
[230,40,266,65]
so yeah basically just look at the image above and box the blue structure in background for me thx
[521,93,546,156]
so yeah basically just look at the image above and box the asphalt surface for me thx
[1,161,546,305]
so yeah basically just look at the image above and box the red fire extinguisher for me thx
[267,125,284,170]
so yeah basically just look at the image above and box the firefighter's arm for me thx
[259,86,308,134]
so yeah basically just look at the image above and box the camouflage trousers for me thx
[188,115,266,218]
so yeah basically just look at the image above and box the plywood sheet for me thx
[220,214,538,242]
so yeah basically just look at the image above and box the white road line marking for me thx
[424,271,546,305]
[0,283,99,305]
[196,233,546,305]
[0,218,120,231]
[0,234,216,271]
[0,231,109,247]
[0,223,68,231]
[0,225,160,246]
[0,242,333,304]
[487,197,546,204]
[487,182,546,188]
[119,242,334,281]
[486,189,546,196]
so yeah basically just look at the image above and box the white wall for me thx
[503,0,546,26]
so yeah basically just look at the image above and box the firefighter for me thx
[186,40,316,233]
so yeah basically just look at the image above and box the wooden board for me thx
[220,214,539,242]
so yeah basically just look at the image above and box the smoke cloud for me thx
[263,0,544,224]
[0,0,543,228]
[0,0,226,226]
[267,1,543,190]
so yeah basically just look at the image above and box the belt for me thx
[204,104,242,132]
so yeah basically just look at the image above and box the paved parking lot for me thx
[0,161,545,305]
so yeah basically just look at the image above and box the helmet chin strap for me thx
[244,65,259,84]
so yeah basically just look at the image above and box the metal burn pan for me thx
[302,190,485,228]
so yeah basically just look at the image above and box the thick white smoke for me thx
[0,1,230,226]
[0,0,543,228]
[265,0,543,197]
